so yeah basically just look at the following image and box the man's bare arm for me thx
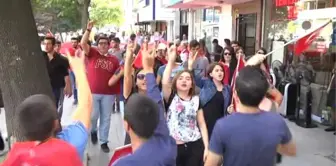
[80,21,94,55]
[204,151,223,166]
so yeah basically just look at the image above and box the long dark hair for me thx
[171,70,196,97]
[221,46,237,83]
[256,48,270,73]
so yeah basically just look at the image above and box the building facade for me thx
[130,0,175,41]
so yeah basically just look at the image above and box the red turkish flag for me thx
[109,144,132,165]
[295,21,331,55]
[132,43,154,69]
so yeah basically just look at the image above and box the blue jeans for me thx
[91,94,115,144]
[69,71,78,102]
[52,88,64,119]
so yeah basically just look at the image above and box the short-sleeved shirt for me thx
[43,52,70,89]
[1,138,82,166]
[86,47,120,94]
[166,93,201,142]
[57,121,88,160]
[193,56,209,77]
[209,111,292,166]
[157,64,184,80]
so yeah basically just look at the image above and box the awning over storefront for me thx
[167,0,254,9]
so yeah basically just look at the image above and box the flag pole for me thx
[265,19,333,57]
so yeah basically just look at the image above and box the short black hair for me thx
[189,39,200,48]
[235,66,269,107]
[16,94,58,141]
[111,37,120,43]
[231,41,240,46]
[56,40,61,45]
[212,39,218,44]
[124,94,159,139]
[130,34,136,41]
[71,37,79,42]
[96,36,110,45]
[44,36,56,45]
[224,39,231,46]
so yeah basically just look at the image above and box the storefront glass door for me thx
[236,13,257,56]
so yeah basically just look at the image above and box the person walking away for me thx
[81,21,120,153]
[205,66,296,166]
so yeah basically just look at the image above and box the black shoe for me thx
[101,143,110,153]
[91,132,98,145]
[325,126,335,132]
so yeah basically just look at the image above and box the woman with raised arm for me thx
[190,58,231,138]
[114,42,176,166]
[123,41,148,144]
[162,46,209,166]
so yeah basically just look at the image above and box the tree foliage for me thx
[31,0,82,32]
[89,0,123,27]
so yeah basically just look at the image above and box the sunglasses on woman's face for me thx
[224,52,231,56]
[257,51,265,54]
[137,74,145,80]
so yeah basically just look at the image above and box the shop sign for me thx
[276,0,298,7]
[287,6,298,20]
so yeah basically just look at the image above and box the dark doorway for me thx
[180,25,188,40]
[235,13,257,56]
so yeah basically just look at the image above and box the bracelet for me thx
[86,29,91,32]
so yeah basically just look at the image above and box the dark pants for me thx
[52,88,64,120]
[70,71,78,102]
[176,139,204,166]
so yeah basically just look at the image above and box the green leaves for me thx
[31,0,123,32]
[89,0,123,27]
[31,0,81,32]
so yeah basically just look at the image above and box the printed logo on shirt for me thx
[95,58,115,72]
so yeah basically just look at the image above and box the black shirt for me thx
[202,91,224,138]
[43,52,70,89]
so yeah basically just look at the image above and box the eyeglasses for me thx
[98,42,108,45]
[136,74,145,80]
[257,52,265,54]
[224,53,231,56]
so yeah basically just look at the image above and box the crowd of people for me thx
[1,21,297,166]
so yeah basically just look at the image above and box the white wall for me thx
[218,4,233,46]
[138,1,154,22]
[155,0,175,21]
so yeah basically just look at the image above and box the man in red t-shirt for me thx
[81,21,120,153]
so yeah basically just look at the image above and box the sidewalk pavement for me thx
[1,96,335,166]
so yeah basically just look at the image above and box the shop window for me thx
[181,10,188,24]
[203,8,220,23]
[263,0,335,75]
